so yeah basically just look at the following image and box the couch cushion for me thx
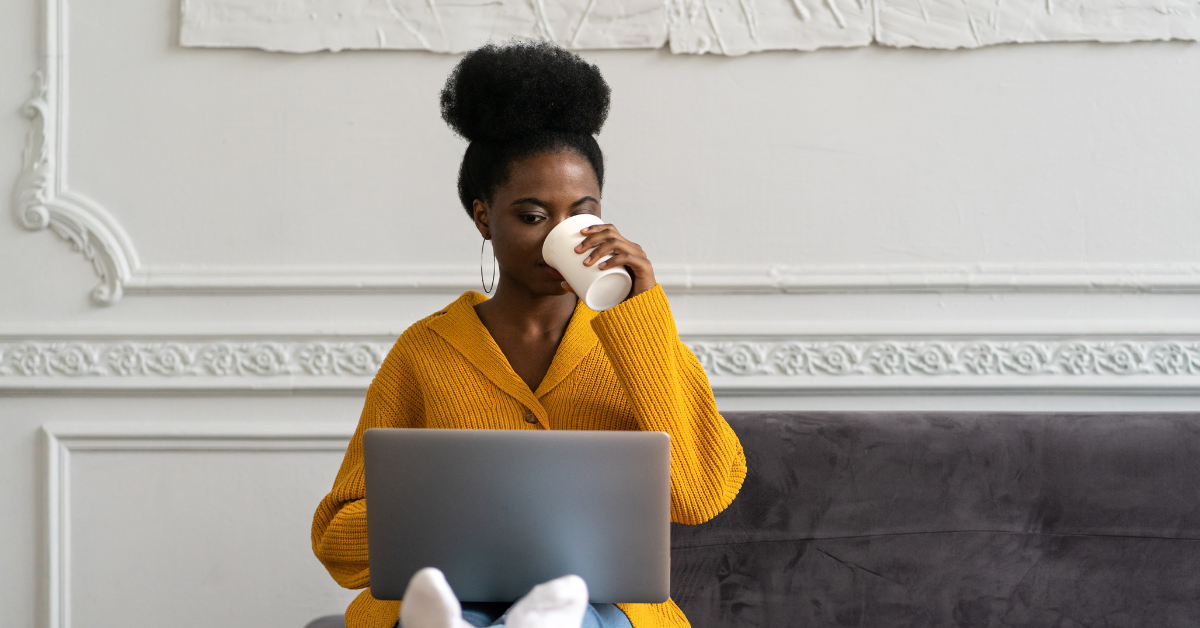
[670,412,1200,628]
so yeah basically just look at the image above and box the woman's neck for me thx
[476,279,577,336]
[473,280,578,392]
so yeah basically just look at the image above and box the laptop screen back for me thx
[363,428,671,603]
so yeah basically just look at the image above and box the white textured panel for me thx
[43,422,357,628]
[179,0,668,53]
[179,0,1200,53]
[666,0,873,55]
[876,0,1200,49]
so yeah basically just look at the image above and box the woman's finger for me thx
[582,239,628,266]
[575,224,622,252]
[586,239,645,267]
[581,223,619,237]
[575,232,620,255]
[597,251,648,272]
[576,238,614,259]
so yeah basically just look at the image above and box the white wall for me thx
[3,0,1200,625]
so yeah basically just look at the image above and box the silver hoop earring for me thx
[480,238,496,294]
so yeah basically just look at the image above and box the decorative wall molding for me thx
[14,0,137,305]
[6,335,1200,393]
[658,263,1200,294]
[13,0,1200,305]
[123,263,1200,296]
[0,338,390,390]
[688,338,1200,393]
[690,339,1200,377]
[41,421,354,628]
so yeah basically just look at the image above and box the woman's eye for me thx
[520,214,545,224]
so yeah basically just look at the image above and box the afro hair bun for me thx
[440,42,611,144]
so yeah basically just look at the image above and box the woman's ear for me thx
[472,199,490,239]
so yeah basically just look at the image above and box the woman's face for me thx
[473,149,601,297]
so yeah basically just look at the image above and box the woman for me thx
[311,42,746,628]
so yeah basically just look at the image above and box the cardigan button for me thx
[524,411,538,424]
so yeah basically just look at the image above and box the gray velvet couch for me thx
[309,411,1200,628]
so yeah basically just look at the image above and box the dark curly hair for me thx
[440,42,611,218]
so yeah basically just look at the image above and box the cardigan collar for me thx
[534,298,600,398]
[427,291,600,412]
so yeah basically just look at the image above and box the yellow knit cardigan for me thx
[312,285,747,628]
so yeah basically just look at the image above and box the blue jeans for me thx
[458,602,633,628]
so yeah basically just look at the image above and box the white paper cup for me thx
[541,214,633,312]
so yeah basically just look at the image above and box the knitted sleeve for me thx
[591,285,747,525]
[311,336,424,589]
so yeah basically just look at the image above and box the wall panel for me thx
[44,422,359,628]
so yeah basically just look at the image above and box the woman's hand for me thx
[562,223,656,301]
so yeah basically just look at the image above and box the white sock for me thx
[400,567,471,628]
[505,575,589,628]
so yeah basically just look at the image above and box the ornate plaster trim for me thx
[689,339,1200,378]
[4,336,1200,393]
[14,0,136,305]
[0,338,389,390]
[15,0,1200,304]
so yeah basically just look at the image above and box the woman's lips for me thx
[542,264,564,281]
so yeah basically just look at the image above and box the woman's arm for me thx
[311,341,423,588]
[591,285,747,525]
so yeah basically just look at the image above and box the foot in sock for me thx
[506,575,589,628]
[400,567,471,628]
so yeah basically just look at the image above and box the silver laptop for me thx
[363,428,671,603]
